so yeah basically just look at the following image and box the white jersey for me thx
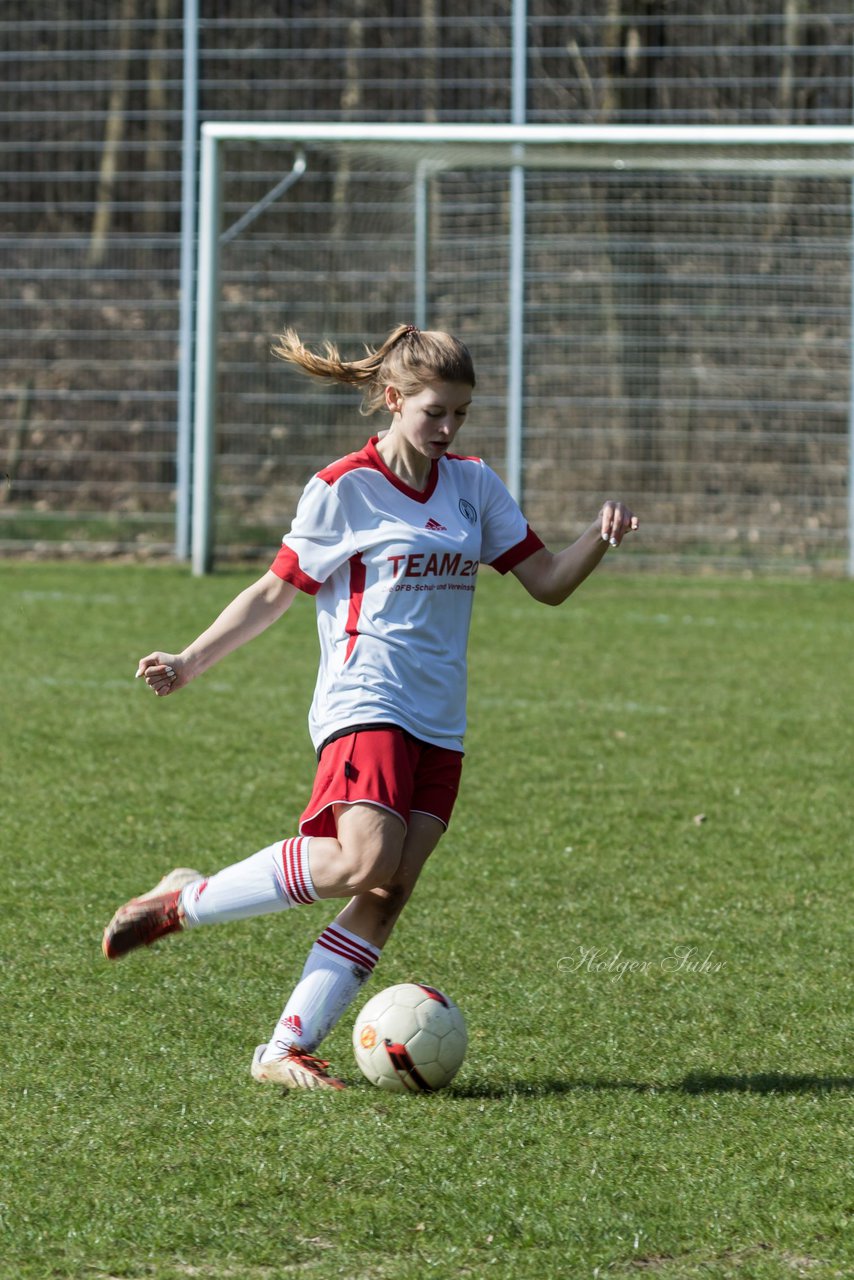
[271,435,543,753]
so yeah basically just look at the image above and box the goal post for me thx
[190,123,854,576]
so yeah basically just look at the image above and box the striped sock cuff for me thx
[279,836,319,906]
[316,922,381,973]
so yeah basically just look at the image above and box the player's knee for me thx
[334,804,407,893]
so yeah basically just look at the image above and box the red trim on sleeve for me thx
[489,525,545,575]
[270,544,323,595]
[316,445,375,487]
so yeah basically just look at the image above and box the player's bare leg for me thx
[335,811,445,948]
[310,803,408,897]
[254,813,444,1090]
[103,805,407,959]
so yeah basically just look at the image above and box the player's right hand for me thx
[136,651,185,697]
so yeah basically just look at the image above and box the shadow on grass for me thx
[452,1071,854,1099]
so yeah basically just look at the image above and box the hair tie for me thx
[403,324,419,338]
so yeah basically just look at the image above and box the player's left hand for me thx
[599,501,639,548]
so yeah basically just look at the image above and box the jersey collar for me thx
[366,436,440,504]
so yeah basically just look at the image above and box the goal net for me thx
[191,124,854,575]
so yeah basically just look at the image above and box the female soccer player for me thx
[102,323,638,1091]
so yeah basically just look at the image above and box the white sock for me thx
[267,921,381,1057]
[180,837,318,927]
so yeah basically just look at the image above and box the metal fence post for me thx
[191,127,221,576]
[175,0,198,561]
[507,0,527,505]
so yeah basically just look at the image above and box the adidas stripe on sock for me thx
[276,836,318,906]
[268,922,381,1056]
[315,922,381,971]
[181,836,318,927]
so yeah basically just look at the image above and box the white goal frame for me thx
[190,123,854,576]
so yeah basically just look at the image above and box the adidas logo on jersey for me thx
[425,517,447,531]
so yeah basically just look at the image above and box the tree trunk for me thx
[604,0,665,469]
[422,0,439,124]
[759,0,799,271]
[1,380,33,505]
[88,0,137,265]
[331,0,367,241]
[143,0,171,235]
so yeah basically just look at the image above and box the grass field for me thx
[2,561,852,1280]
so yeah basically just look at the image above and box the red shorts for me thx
[299,726,463,838]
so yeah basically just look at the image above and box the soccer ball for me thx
[352,982,467,1093]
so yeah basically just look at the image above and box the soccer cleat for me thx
[101,867,202,960]
[251,1044,346,1091]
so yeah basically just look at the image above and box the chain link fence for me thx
[2,2,853,569]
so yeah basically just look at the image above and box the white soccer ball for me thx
[352,982,467,1093]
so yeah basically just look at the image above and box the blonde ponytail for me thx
[273,323,475,416]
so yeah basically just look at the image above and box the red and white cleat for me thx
[102,867,201,960]
[251,1044,346,1091]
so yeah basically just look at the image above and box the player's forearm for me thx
[539,522,610,605]
[180,574,294,680]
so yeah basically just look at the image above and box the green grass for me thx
[1,562,852,1280]
[0,511,173,545]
